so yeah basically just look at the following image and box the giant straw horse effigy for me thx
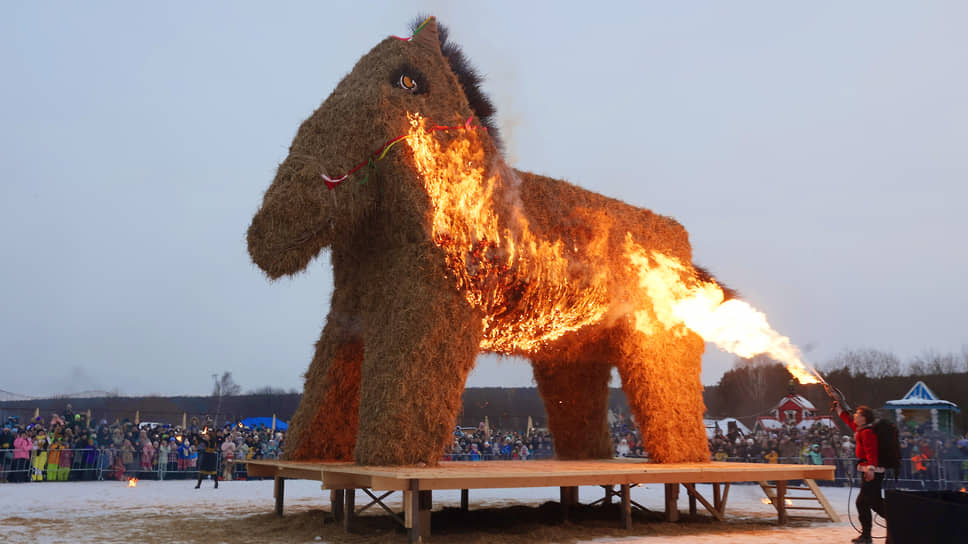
[247,17,731,466]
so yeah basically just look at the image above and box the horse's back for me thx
[515,170,693,263]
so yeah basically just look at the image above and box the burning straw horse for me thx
[248,17,729,465]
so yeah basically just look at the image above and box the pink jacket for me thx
[14,435,32,459]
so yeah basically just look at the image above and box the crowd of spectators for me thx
[611,415,968,487]
[4,404,967,489]
[0,404,285,483]
[445,424,554,461]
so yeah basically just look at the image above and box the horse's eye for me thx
[399,74,418,91]
[392,65,426,94]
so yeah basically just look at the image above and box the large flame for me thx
[405,113,821,384]
[407,114,609,353]
[625,238,821,384]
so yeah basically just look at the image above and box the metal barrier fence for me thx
[0,448,276,483]
[4,448,966,491]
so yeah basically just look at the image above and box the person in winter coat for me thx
[195,435,219,489]
[80,436,98,481]
[120,439,135,472]
[140,439,156,477]
[46,437,64,480]
[835,402,885,544]
[57,440,73,482]
[31,436,48,481]
[177,439,192,474]
[156,440,171,480]
[12,431,33,483]
[220,437,236,481]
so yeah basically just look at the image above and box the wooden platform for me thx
[246,459,836,543]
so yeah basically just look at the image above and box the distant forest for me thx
[2,348,965,436]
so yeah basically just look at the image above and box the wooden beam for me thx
[460,488,469,511]
[331,489,344,523]
[775,480,787,524]
[804,479,841,522]
[407,479,425,544]
[664,483,679,522]
[681,483,725,522]
[719,483,731,515]
[273,477,285,516]
[560,486,579,521]
[621,483,632,530]
[343,489,355,532]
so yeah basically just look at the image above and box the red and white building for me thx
[754,393,837,433]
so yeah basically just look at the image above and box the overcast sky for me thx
[2,1,965,397]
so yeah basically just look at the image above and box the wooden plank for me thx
[804,478,841,522]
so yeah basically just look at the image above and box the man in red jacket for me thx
[835,402,885,544]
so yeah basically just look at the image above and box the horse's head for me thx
[247,16,500,278]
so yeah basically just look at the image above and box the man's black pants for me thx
[856,472,886,536]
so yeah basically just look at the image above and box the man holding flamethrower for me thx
[825,380,888,544]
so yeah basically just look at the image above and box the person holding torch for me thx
[834,402,885,544]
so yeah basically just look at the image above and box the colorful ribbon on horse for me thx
[392,16,433,42]
[320,116,484,190]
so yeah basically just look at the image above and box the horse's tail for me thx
[692,264,739,301]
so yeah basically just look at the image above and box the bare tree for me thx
[825,348,901,378]
[909,349,958,375]
[247,386,289,395]
[212,371,242,397]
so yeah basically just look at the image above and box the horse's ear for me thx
[412,17,441,52]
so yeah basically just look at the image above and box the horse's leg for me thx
[354,257,482,466]
[615,331,709,463]
[532,358,613,459]
[617,332,709,463]
[284,295,364,461]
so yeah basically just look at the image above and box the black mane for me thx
[411,16,503,152]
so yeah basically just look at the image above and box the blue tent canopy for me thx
[239,416,288,430]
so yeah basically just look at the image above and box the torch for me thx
[814,372,851,413]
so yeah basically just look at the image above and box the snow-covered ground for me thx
[1,478,880,543]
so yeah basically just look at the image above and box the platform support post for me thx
[331,489,344,522]
[688,486,697,515]
[775,480,787,524]
[664,483,679,522]
[407,480,431,543]
[460,488,469,511]
[343,488,355,532]
[560,486,579,520]
[621,483,632,529]
[273,477,285,516]
[713,483,721,512]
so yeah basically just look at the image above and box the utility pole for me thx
[212,373,222,429]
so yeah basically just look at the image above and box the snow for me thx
[0,477,882,543]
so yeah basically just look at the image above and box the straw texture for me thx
[248,17,710,465]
